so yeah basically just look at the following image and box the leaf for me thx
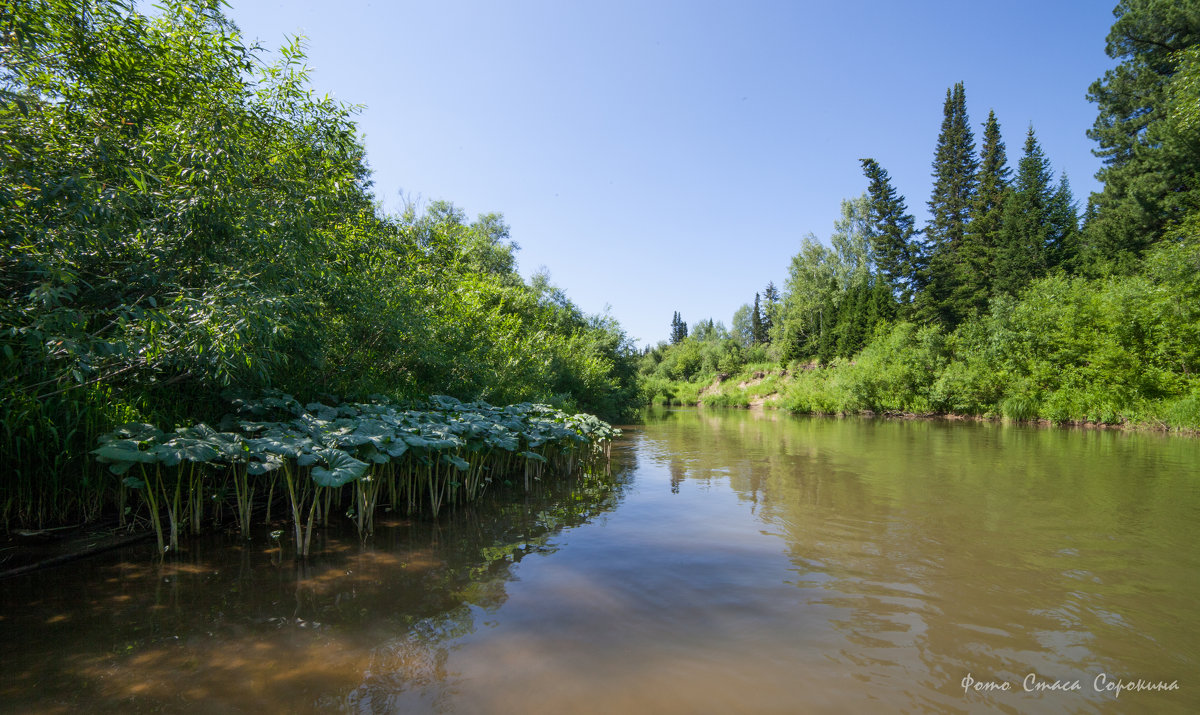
[359,444,389,464]
[520,451,547,464]
[310,449,367,488]
[100,423,164,444]
[93,440,159,464]
[247,455,284,475]
[305,402,338,420]
[441,454,469,471]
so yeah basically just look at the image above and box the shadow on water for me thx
[0,458,634,714]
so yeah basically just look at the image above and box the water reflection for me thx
[647,408,1200,713]
[0,466,629,713]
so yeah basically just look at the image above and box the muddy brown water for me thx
[2,408,1198,713]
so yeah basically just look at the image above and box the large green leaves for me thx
[309,449,368,488]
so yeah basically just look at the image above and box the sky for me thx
[223,0,1119,347]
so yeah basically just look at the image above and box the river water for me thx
[2,408,1198,713]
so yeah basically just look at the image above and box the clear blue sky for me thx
[224,0,1118,347]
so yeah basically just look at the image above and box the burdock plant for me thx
[92,395,619,559]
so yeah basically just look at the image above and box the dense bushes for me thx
[776,252,1200,427]
[0,1,638,529]
[648,236,1200,432]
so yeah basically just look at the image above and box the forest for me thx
[0,0,638,530]
[643,0,1200,432]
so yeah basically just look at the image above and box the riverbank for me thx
[647,363,1200,437]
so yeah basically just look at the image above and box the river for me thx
[2,407,1198,713]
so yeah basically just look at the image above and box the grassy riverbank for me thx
[645,286,1200,435]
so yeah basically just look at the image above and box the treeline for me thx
[0,1,638,529]
[645,0,1200,430]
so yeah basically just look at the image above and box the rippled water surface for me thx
[3,408,1199,713]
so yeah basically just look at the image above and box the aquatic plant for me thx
[92,395,619,557]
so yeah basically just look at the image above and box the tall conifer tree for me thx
[961,110,1010,314]
[762,282,780,337]
[922,82,978,327]
[995,127,1054,296]
[860,158,921,306]
[751,293,765,344]
[669,311,688,344]
[1047,172,1081,272]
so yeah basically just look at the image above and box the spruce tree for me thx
[868,276,898,326]
[921,82,979,328]
[669,312,689,344]
[859,158,921,305]
[1047,172,1081,272]
[995,127,1054,296]
[751,293,765,344]
[762,282,780,337]
[833,279,872,358]
[961,110,1011,315]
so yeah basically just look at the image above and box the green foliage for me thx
[860,158,920,304]
[761,281,780,337]
[640,318,743,384]
[751,293,765,344]
[731,303,754,347]
[0,0,639,529]
[837,322,949,414]
[669,311,688,344]
[921,82,978,328]
[89,394,620,554]
[960,110,1010,314]
[1160,392,1200,430]
[995,127,1056,295]
[1083,0,1200,270]
[699,391,751,408]
[778,196,882,363]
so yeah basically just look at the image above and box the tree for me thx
[960,110,1011,314]
[1082,0,1200,271]
[1047,172,1081,272]
[995,127,1055,296]
[830,194,875,281]
[778,201,874,363]
[751,293,766,344]
[780,236,839,362]
[860,158,921,304]
[670,312,688,344]
[762,281,781,338]
[731,304,755,347]
[921,82,978,327]
[691,318,723,341]
[830,276,897,359]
